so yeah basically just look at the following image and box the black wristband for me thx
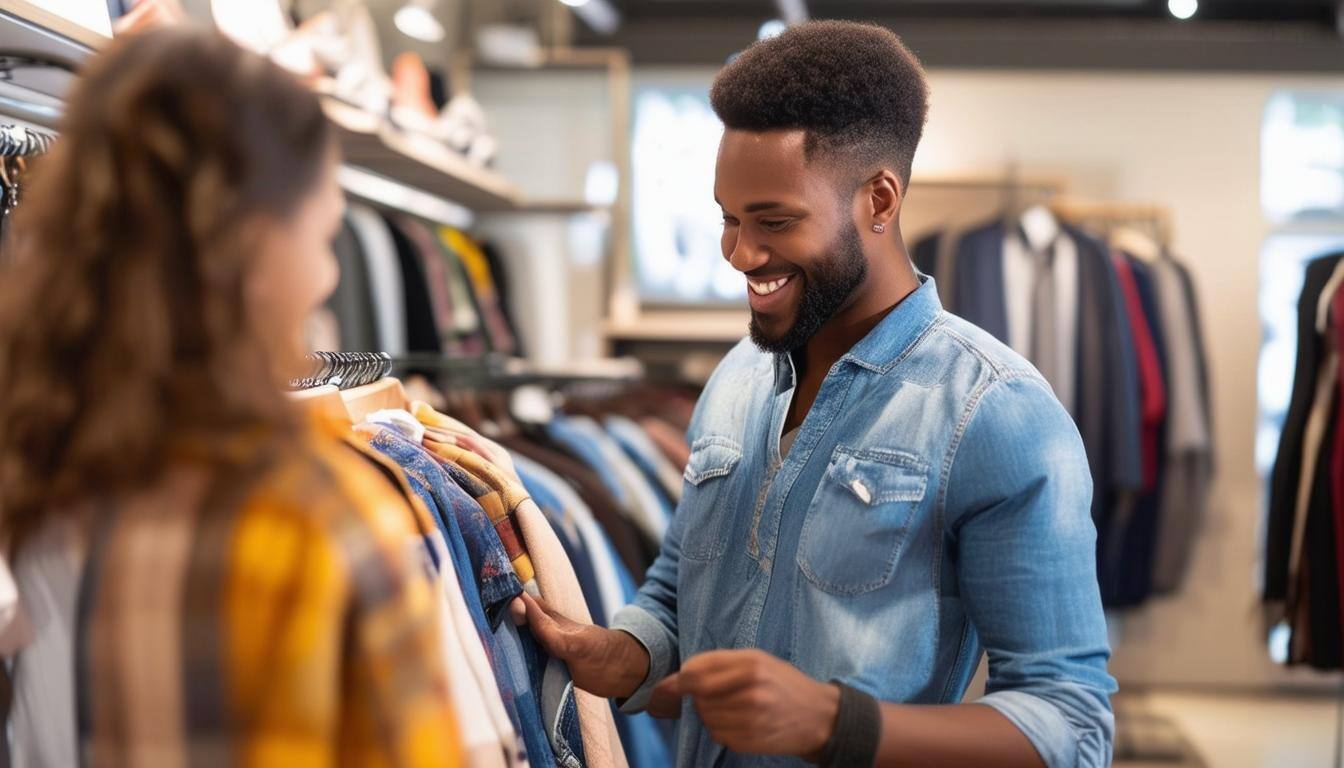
[819,681,881,768]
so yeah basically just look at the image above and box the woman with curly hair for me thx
[0,27,461,766]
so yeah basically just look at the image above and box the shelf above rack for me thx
[493,199,611,215]
[604,312,749,344]
[0,1,106,54]
[0,1,99,125]
[323,96,522,214]
[0,5,532,219]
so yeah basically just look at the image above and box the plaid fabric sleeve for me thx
[224,451,463,768]
[421,436,538,591]
[76,441,464,768]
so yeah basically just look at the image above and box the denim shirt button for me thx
[850,478,872,504]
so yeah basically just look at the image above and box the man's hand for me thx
[514,592,651,699]
[656,649,841,761]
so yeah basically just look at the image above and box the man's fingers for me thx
[648,674,684,719]
[678,653,762,698]
[520,592,570,655]
[647,694,682,719]
[653,671,683,698]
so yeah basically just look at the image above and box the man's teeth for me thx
[749,276,791,296]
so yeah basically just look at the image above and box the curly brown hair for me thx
[0,27,335,547]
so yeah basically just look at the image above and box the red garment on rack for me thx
[1329,283,1344,627]
[1112,253,1168,491]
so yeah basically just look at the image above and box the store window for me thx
[1261,91,1344,223]
[1257,93,1344,661]
[1257,92,1344,475]
[630,87,744,306]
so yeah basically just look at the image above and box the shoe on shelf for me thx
[390,52,441,134]
[269,3,393,117]
[210,0,292,54]
[434,93,498,167]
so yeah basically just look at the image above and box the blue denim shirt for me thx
[612,278,1116,768]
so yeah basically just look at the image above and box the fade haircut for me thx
[710,20,930,190]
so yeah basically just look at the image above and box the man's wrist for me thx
[804,681,843,762]
[816,682,882,768]
[612,629,652,698]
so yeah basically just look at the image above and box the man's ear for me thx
[866,169,902,231]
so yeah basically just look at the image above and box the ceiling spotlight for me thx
[559,0,591,7]
[395,0,445,42]
[758,19,787,40]
[1167,0,1198,21]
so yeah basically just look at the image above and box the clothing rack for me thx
[389,352,644,389]
[1051,198,1174,248]
[913,170,1068,217]
[913,172,1069,194]
[290,351,393,390]
[0,123,51,156]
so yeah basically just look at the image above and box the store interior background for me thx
[451,0,1336,690]
[419,2,1344,763]
[303,0,1344,763]
[7,0,1344,764]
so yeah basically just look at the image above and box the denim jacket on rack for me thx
[359,426,559,768]
[612,277,1117,768]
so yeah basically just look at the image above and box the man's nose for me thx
[726,230,770,274]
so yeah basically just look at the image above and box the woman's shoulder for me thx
[245,421,428,549]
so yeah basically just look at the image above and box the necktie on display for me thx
[1023,227,1061,396]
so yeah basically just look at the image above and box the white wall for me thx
[477,64,1344,689]
[472,71,613,364]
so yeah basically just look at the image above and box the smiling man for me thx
[519,20,1116,768]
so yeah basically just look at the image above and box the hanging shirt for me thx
[1266,254,1344,603]
[326,216,379,352]
[1002,215,1079,415]
[413,405,629,768]
[8,517,81,768]
[358,424,538,768]
[1111,253,1168,491]
[347,204,407,355]
[549,416,671,544]
[605,415,685,505]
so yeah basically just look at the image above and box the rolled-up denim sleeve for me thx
[611,475,694,711]
[610,426,702,713]
[945,375,1118,768]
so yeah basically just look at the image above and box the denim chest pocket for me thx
[798,445,929,595]
[678,436,743,561]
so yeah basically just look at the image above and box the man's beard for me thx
[749,222,867,354]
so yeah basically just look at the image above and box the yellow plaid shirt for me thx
[77,416,464,767]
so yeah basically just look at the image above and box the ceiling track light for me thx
[758,19,787,40]
[395,0,445,43]
[556,0,620,35]
[1167,0,1198,21]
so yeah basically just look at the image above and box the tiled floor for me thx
[1115,690,1340,767]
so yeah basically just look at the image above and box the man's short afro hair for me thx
[710,20,929,188]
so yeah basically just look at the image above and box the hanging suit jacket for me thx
[952,221,1143,546]
[1266,252,1344,602]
